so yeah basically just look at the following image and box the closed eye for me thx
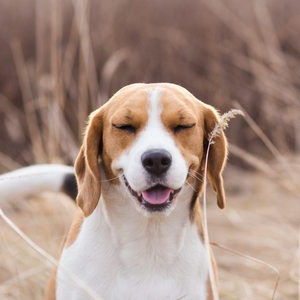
[113,124,136,134]
[173,124,195,133]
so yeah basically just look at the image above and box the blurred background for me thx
[0,0,300,299]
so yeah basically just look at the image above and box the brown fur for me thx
[206,247,219,300]
[75,109,104,217]
[160,85,227,209]
[45,266,57,300]
[202,104,227,209]
[75,86,150,217]
[160,89,202,178]
[65,210,84,248]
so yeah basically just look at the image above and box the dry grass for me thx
[0,193,76,300]
[0,0,300,299]
[0,164,299,299]
[209,164,300,299]
[1,0,300,170]
[0,206,105,300]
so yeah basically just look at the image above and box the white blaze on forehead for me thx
[115,86,188,192]
[140,87,166,149]
[136,87,171,153]
[148,87,163,125]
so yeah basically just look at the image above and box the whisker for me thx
[188,172,203,183]
[98,173,124,183]
[191,170,204,178]
[185,180,197,193]
[188,170,204,182]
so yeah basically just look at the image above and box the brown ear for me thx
[203,105,228,209]
[75,108,104,217]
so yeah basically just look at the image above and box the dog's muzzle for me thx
[123,175,181,212]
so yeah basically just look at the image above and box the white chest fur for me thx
[56,185,208,300]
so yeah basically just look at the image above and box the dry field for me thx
[0,0,300,299]
[0,162,300,300]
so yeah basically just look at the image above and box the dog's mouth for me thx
[123,176,181,212]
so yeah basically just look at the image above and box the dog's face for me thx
[75,83,227,217]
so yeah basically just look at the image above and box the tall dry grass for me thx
[0,0,300,299]
[0,0,300,170]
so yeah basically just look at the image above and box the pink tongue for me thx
[142,186,172,205]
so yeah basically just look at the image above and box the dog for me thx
[0,83,227,300]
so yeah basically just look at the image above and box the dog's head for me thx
[75,83,227,217]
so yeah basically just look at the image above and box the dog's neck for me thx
[90,162,197,266]
[95,179,195,265]
[60,181,208,299]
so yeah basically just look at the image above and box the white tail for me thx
[0,165,76,200]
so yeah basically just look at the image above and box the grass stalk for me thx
[233,101,298,181]
[210,243,279,300]
[10,39,46,164]
[0,208,105,300]
[0,266,45,292]
[202,109,244,299]
[0,152,22,171]
[72,0,100,109]
[299,228,300,300]
[203,143,220,300]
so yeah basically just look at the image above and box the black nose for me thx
[141,149,172,176]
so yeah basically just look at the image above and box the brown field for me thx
[0,0,300,299]
[1,163,300,299]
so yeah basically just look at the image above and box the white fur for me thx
[0,165,74,200]
[57,175,208,300]
[57,86,209,300]
[114,87,187,194]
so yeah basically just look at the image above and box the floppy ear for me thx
[203,105,228,209]
[75,108,104,217]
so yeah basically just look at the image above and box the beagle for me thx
[1,83,227,300]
